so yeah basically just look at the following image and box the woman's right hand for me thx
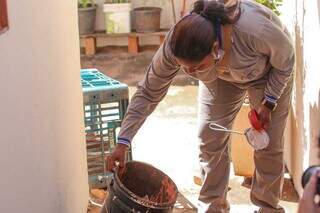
[106,144,128,172]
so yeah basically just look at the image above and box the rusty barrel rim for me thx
[114,161,178,209]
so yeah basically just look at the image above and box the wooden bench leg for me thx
[84,37,96,56]
[159,35,165,45]
[128,36,139,54]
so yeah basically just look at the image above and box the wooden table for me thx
[80,30,168,56]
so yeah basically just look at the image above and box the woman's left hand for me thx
[257,104,272,130]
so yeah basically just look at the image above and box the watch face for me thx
[263,99,277,111]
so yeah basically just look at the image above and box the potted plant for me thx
[78,0,97,35]
[103,0,132,34]
[132,7,162,33]
[255,0,282,15]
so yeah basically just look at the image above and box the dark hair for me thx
[170,0,230,62]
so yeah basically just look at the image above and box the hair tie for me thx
[200,11,209,20]
[214,18,223,48]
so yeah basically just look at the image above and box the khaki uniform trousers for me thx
[197,75,293,213]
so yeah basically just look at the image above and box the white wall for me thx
[281,0,320,195]
[0,0,89,212]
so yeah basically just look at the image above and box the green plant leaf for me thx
[79,0,93,8]
[255,0,282,15]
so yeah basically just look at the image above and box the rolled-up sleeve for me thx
[252,23,295,99]
[117,31,180,145]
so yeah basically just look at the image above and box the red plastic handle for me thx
[248,109,264,131]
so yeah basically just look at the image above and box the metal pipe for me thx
[170,0,177,24]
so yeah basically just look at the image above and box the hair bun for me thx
[193,0,205,13]
[192,0,230,24]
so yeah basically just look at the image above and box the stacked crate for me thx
[81,68,131,189]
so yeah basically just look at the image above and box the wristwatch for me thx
[262,97,277,111]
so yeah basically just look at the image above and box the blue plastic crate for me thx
[81,68,129,104]
[81,69,127,92]
[81,68,131,189]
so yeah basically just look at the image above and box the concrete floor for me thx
[82,46,299,212]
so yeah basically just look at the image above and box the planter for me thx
[78,5,97,35]
[103,3,131,34]
[133,7,161,33]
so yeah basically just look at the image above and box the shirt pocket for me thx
[230,55,269,82]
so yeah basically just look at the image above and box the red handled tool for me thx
[209,109,269,151]
[209,119,270,151]
[248,109,264,131]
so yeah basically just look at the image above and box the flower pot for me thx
[103,3,131,34]
[78,5,97,35]
[133,7,161,33]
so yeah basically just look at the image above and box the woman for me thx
[106,0,294,212]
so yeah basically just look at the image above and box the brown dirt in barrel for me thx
[118,163,177,205]
[146,176,177,204]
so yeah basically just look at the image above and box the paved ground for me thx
[82,46,299,212]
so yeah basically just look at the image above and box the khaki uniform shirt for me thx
[117,0,295,144]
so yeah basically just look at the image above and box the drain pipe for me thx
[181,0,186,18]
[170,0,177,24]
